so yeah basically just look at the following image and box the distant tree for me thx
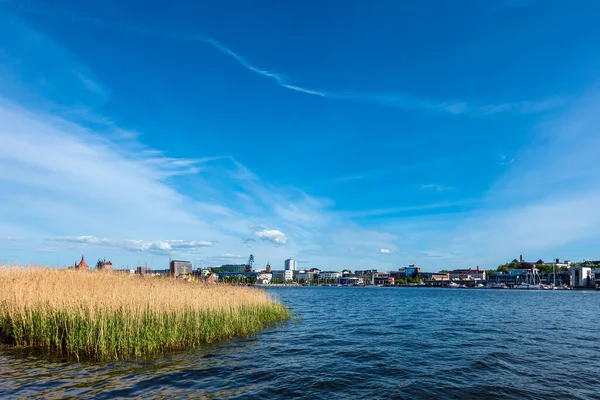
[537,264,553,274]
[497,264,509,273]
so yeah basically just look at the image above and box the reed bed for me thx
[0,267,290,361]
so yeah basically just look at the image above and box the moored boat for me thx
[490,283,507,289]
[515,283,542,290]
[515,269,542,290]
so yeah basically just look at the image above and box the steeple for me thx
[75,254,89,270]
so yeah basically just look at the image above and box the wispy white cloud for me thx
[0,99,466,270]
[75,72,108,98]
[1,3,561,117]
[192,38,561,116]
[50,236,212,255]
[420,184,455,192]
[344,200,476,218]
[378,248,391,254]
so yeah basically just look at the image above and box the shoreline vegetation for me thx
[0,267,291,361]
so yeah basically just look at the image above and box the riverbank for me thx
[0,267,291,361]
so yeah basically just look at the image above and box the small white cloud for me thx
[378,248,392,254]
[499,153,515,165]
[254,229,288,245]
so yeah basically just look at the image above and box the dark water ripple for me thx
[2,287,600,399]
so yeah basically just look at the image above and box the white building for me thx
[548,259,572,269]
[296,270,312,281]
[569,266,593,287]
[272,270,293,281]
[284,258,297,271]
[256,273,272,285]
[449,267,486,281]
[318,271,341,280]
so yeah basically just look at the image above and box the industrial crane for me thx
[245,254,254,272]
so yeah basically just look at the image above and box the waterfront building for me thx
[297,268,320,282]
[390,265,421,280]
[355,269,377,276]
[374,275,395,286]
[487,268,538,287]
[297,269,314,281]
[420,272,450,281]
[390,270,402,280]
[539,271,571,286]
[219,264,247,274]
[569,265,593,288]
[256,273,272,284]
[449,266,486,281]
[284,258,297,271]
[272,270,293,281]
[339,277,364,285]
[170,260,192,276]
[405,264,420,277]
[318,271,341,280]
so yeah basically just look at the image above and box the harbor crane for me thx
[245,254,254,272]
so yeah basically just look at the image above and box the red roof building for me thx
[75,255,89,270]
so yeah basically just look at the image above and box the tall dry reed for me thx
[0,267,290,360]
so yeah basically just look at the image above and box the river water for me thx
[1,287,599,399]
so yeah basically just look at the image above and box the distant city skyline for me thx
[2,1,600,270]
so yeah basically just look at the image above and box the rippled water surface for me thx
[2,287,600,399]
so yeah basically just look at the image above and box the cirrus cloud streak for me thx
[49,236,212,255]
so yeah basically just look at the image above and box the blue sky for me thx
[1,0,600,271]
